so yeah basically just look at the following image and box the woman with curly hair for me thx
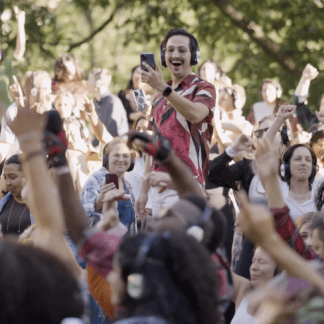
[0,240,84,324]
[108,230,220,324]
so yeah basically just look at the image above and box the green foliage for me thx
[1,0,324,113]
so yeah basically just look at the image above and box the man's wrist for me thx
[157,83,169,94]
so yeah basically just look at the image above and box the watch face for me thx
[163,86,172,97]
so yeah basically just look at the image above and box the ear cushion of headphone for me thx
[127,160,135,172]
[103,155,109,169]
[160,43,167,67]
[284,161,290,180]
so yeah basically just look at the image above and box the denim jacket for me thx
[81,168,135,228]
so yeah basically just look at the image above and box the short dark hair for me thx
[280,144,317,186]
[0,240,84,323]
[5,154,22,166]
[161,28,197,54]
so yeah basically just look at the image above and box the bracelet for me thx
[22,150,44,163]
[54,166,70,176]
[18,132,43,143]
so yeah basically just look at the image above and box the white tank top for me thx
[230,297,255,324]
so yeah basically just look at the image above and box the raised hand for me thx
[140,62,166,93]
[302,63,319,81]
[237,190,276,245]
[276,104,296,121]
[232,133,253,154]
[316,110,324,124]
[6,78,47,137]
[9,76,24,107]
[83,96,96,116]
[255,139,279,183]
[14,6,25,26]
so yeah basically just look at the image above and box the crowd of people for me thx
[1,8,324,324]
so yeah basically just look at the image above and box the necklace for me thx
[6,198,28,233]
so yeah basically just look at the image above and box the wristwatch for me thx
[162,85,172,97]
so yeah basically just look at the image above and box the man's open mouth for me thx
[172,62,182,66]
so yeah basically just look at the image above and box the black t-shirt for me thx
[0,195,31,235]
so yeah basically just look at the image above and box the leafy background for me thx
[1,0,324,115]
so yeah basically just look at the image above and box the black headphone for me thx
[186,204,213,244]
[160,33,201,67]
[280,123,291,146]
[126,233,169,300]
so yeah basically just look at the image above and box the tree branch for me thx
[213,0,301,74]
[68,5,122,51]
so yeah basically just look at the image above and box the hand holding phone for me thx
[105,173,119,189]
[141,53,155,72]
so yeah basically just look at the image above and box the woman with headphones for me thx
[207,105,300,279]
[81,137,136,229]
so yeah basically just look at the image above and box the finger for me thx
[143,62,154,72]
[155,62,162,72]
[236,189,251,212]
[14,6,19,15]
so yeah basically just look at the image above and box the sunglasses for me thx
[254,127,269,139]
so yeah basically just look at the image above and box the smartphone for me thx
[133,89,147,112]
[141,53,155,72]
[105,173,119,189]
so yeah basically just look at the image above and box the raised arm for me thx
[294,64,319,131]
[141,63,213,124]
[84,96,113,144]
[129,132,204,198]
[238,190,324,293]
[7,77,81,277]
[13,7,26,61]
[263,104,296,144]
[207,133,253,191]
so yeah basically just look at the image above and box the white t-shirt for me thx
[252,101,276,124]
[249,174,323,221]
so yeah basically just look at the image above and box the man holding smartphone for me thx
[138,28,216,217]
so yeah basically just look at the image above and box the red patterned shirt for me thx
[149,73,216,184]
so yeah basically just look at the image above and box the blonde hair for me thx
[54,91,76,108]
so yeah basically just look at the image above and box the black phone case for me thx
[141,53,155,72]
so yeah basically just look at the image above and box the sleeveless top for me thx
[231,296,255,324]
